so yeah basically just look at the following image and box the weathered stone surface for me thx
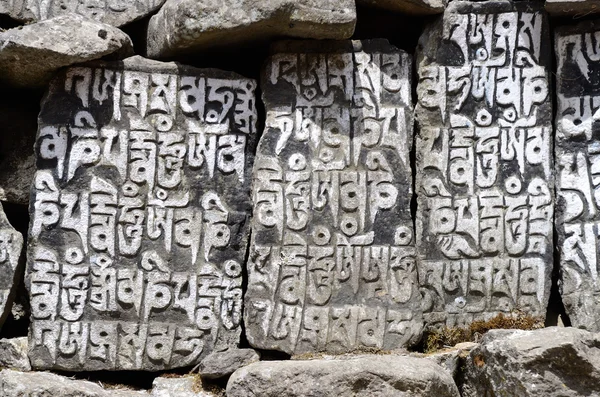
[146,0,356,59]
[357,0,445,15]
[26,56,257,371]
[415,0,553,329]
[414,342,478,380]
[227,355,460,397]
[555,20,600,332]
[0,14,134,87]
[198,348,259,379]
[461,327,600,396]
[0,369,149,396]
[0,203,23,331]
[0,0,166,27]
[245,39,423,355]
[546,0,600,16]
[151,375,216,397]
[0,337,30,371]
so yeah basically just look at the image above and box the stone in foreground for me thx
[151,375,217,397]
[0,14,133,87]
[461,327,600,396]
[357,0,445,15]
[0,0,165,27]
[26,56,257,371]
[555,20,600,332]
[245,40,422,355]
[546,0,600,16]
[227,355,460,397]
[0,337,30,371]
[146,0,356,58]
[198,348,259,379]
[0,203,24,331]
[415,0,553,329]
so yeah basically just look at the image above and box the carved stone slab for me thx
[546,0,600,17]
[25,56,257,371]
[0,203,24,330]
[245,40,423,355]
[415,1,553,329]
[0,0,166,27]
[555,20,600,331]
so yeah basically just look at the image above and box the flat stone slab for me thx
[227,355,460,397]
[357,0,446,15]
[546,0,600,16]
[0,14,133,87]
[0,203,23,331]
[415,0,553,329]
[146,0,356,58]
[25,56,257,371]
[0,0,166,27]
[555,20,600,331]
[245,39,423,355]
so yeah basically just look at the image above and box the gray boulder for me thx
[356,0,445,15]
[0,338,30,371]
[227,355,460,397]
[0,14,133,87]
[198,348,259,379]
[461,327,600,396]
[151,376,217,397]
[146,0,356,58]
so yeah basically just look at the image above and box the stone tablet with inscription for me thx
[245,40,423,355]
[556,20,600,331]
[26,56,257,371]
[0,203,24,330]
[415,1,553,329]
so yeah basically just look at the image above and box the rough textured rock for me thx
[0,337,30,371]
[227,355,460,397]
[26,56,257,371]
[546,0,600,16]
[0,14,133,87]
[357,0,445,15]
[146,0,356,59]
[198,348,259,379]
[0,369,148,396]
[555,20,600,332]
[151,376,216,397]
[0,203,24,331]
[415,342,478,380]
[245,39,423,355]
[415,0,553,329]
[0,0,166,27]
[461,327,600,397]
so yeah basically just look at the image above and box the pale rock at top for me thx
[26,56,257,371]
[245,39,423,355]
[415,0,553,329]
[357,0,446,15]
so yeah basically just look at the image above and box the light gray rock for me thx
[199,348,259,379]
[357,0,445,15]
[0,14,133,87]
[546,0,600,16]
[461,327,600,396]
[0,203,23,331]
[245,39,422,355]
[146,0,356,58]
[413,342,478,380]
[415,0,553,330]
[0,369,148,396]
[26,56,256,371]
[0,338,30,371]
[227,355,460,397]
[151,376,217,397]
[0,0,166,27]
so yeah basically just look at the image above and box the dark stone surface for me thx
[26,56,257,371]
[245,39,423,355]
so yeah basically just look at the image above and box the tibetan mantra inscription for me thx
[0,202,23,330]
[415,0,553,329]
[245,40,423,355]
[556,20,600,331]
[26,56,257,371]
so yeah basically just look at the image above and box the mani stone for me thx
[0,14,133,87]
[555,20,600,331]
[415,0,553,329]
[146,0,356,59]
[25,55,257,371]
[546,0,600,16]
[356,0,446,15]
[245,39,423,355]
[0,0,166,27]
[0,203,23,331]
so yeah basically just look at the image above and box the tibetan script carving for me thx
[0,203,23,330]
[556,20,600,331]
[245,40,423,355]
[26,56,257,371]
[415,0,553,329]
